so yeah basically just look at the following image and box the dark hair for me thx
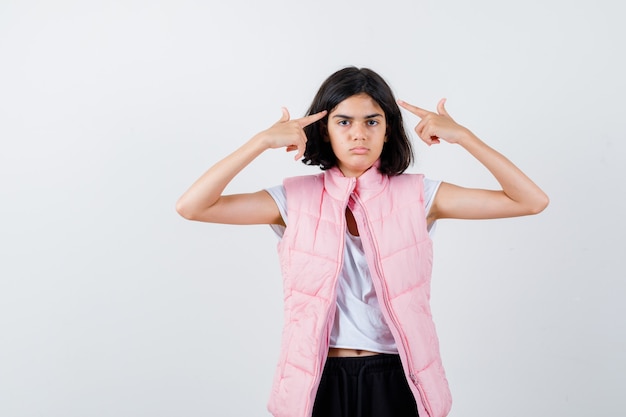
[302,67,413,175]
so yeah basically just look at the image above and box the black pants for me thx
[312,354,419,417]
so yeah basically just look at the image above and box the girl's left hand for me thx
[398,98,470,146]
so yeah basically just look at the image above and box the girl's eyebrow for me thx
[332,113,384,119]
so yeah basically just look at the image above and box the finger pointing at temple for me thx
[397,100,431,118]
[298,110,328,128]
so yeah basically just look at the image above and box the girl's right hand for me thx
[176,107,326,224]
[258,108,327,160]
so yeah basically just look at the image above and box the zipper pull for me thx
[349,177,357,194]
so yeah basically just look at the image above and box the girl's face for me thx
[326,93,387,178]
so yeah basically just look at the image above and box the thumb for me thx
[279,107,290,123]
[437,98,450,117]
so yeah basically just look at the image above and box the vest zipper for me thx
[307,179,355,417]
[350,193,433,417]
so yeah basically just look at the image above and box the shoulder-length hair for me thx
[302,67,413,175]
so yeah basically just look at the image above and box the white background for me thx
[1,0,624,416]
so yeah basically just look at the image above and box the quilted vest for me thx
[267,164,452,417]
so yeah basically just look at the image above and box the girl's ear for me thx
[322,121,330,142]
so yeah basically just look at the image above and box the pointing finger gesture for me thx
[262,108,327,160]
[398,98,468,146]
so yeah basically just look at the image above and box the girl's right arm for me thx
[175,108,327,225]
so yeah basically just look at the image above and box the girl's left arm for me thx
[398,99,549,222]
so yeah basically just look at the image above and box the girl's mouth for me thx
[350,147,369,154]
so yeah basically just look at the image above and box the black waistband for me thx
[323,354,403,376]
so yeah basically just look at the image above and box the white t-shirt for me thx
[266,177,442,354]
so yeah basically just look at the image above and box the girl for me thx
[176,67,549,417]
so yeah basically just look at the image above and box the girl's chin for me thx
[338,161,375,177]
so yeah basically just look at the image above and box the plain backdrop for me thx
[1,0,624,416]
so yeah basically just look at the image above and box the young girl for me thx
[176,67,549,417]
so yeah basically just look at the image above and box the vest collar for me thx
[323,160,389,202]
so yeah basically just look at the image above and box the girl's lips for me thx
[350,147,369,155]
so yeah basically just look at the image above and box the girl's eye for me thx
[338,120,350,126]
[367,120,379,126]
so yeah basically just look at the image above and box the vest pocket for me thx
[412,376,435,417]
[408,363,453,417]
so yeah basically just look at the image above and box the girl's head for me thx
[302,67,413,176]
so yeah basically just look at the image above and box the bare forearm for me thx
[176,134,268,219]
[399,98,548,219]
[175,108,327,223]
[457,130,549,213]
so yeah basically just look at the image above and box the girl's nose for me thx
[351,124,366,140]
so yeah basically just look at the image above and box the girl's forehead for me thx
[331,93,384,115]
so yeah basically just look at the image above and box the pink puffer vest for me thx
[267,164,452,417]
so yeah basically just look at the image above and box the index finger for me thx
[397,99,431,119]
[298,110,328,127]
